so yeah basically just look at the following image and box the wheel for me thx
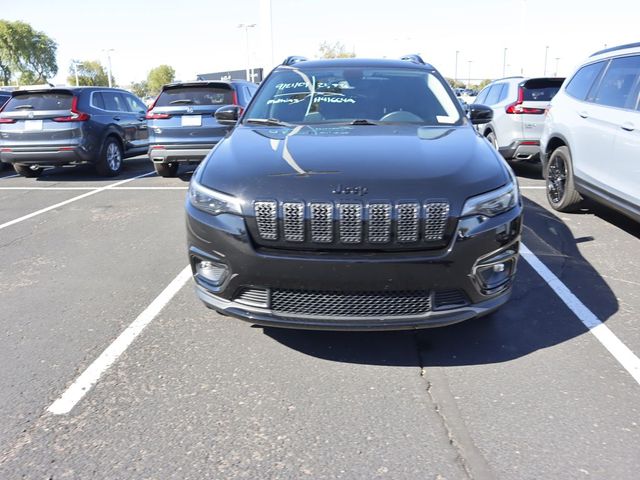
[545,146,582,212]
[95,137,123,177]
[13,164,43,177]
[153,162,179,177]
[486,131,498,150]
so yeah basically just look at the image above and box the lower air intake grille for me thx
[235,288,269,308]
[271,289,432,317]
[433,290,468,310]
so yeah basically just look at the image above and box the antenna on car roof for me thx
[400,54,426,65]
[282,56,308,66]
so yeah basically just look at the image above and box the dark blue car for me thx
[146,80,257,177]
[0,87,148,177]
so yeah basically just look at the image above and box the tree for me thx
[146,65,175,96]
[67,60,111,86]
[476,79,492,90]
[130,80,149,98]
[0,20,57,85]
[446,78,466,89]
[318,41,355,59]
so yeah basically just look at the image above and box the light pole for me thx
[454,50,459,84]
[467,60,472,89]
[543,46,549,76]
[102,49,114,87]
[554,57,560,77]
[238,23,256,82]
[71,60,80,86]
[502,48,507,77]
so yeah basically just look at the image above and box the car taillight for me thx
[0,117,16,124]
[53,96,90,122]
[505,87,546,115]
[145,111,172,119]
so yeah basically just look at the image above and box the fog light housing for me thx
[473,248,518,295]
[195,260,229,287]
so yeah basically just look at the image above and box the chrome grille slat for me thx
[368,203,391,243]
[283,202,305,242]
[396,203,420,242]
[424,202,450,241]
[338,204,363,243]
[310,202,334,243]
[254,201,278,240]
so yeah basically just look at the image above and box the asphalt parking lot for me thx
[0,158,639,479]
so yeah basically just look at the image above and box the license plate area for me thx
[24,120,43,131]
[181,115,202,127]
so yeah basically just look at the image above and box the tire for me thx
[486,131,498,150]
[95,137,123,177]
[544,146,583,212]
[153,162,179,177]
[13,163,43,177]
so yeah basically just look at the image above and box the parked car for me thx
[541,42,640,222]
[186,55,523,330]
[145,80,257,177]
[0,87,148,177]
[475,76,564,162]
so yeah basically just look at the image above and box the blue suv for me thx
[145,80,256,177]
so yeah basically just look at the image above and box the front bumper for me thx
[148,144,216,164]
[0,146,91,166]
[186,201,523,330]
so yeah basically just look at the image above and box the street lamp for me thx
[71,60,80,86]
[554,57,560,77]
[238,23,257,82]
[502,48,507,77]
[467,60,472,89]
[102,49,114,87]
[543,46,549,76]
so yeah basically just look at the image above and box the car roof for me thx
[589,42,640,58]
[277,57,436,71]
[162,80,251,90]
[10,86,131,95]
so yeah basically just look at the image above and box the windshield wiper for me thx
[245,118,294,127]
[169,99,194,105]
[14,105,34,110]
[349,119,379,125]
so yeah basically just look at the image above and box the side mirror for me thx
[215,105,242,126]
[468,104,493,125]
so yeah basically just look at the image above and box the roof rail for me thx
[282,56,308,66]
[400,54,426,65]
[590,42,640,57]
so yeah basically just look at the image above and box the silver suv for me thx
[475,76,564,162]
[541,42,640,221]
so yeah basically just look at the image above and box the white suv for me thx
[541,42,640,221]
[476,77,564,162]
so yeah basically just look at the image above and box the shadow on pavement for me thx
[27,157,153,183]
[511,161,543,180]
[262,196,619,368]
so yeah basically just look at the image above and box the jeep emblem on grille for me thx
[332,185,368,195]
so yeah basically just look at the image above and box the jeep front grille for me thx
[254,200,450,246]
[271,289,432,317]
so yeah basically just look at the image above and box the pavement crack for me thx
[416,339,497,480]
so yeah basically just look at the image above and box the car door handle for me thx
[578,111,589,119]
[113,116,121,121]
[621,122,635,132]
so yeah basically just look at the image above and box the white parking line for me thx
[48,265,192,415]
[0,186,187,191]
[521,243,640,385]
[0,172,154,231]
[0,174,20,180]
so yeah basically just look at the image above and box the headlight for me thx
[461,181,518,217]
[188,180,242,216]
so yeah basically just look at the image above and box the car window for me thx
[497,84,510,103]
[243,67,462,126]
[0,94,10,106]
[102,91,128,112]
[475,86,491,104]
[565,61,606,101]
[591,55,640,109]
[93,92,106,109]
[485,84,504,105]
[155,86,234,107]
[3,92,72,112]
[124,94,147,113]
[521,78,564,102]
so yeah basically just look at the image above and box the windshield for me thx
[155,86,234,107]
[243,67,462,126]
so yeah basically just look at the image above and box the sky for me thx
[2,0,639,87]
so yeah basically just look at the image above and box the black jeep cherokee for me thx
[186,56,523,330]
